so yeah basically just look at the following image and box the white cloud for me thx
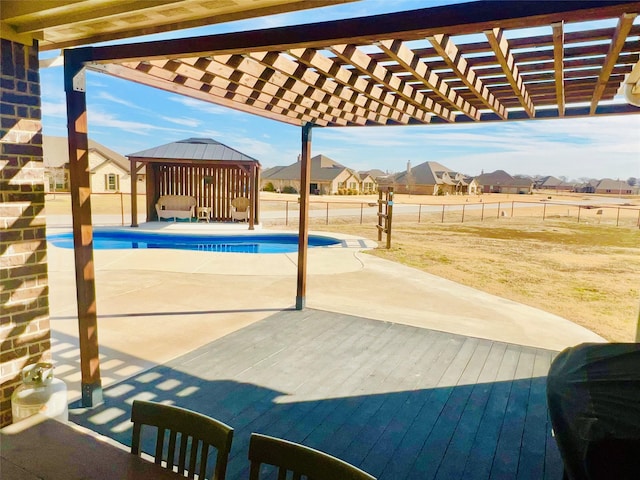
[160,116,200,128]
[42,100,67,118]
[95,91,144,109]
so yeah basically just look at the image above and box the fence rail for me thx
[262,198,640,229]
[44,193,640,228]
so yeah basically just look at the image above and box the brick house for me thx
[262,154,370,195]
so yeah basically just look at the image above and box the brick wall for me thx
[1,38,51,427]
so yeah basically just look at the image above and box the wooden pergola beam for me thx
[377,38,480,121]
[288,48,432,125]
[552,22,566,117]
[11,1,182,34]
[485,28,535,118]
[98,61,330,126]
[84,1,640,63]
[428,34,508,119]
[246,51,395,125]
[150,55,348,126]
[90,62,305,126]
[329,43,455,123]
[590,12,637,114]
[205,54,368,126]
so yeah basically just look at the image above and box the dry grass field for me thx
[309,217,640,343]
[45,192,640,342]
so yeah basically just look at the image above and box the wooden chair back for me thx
[130,400,233,480]
[248,433,376,480]
[231,196,250,212]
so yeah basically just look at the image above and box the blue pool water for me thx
[47,230,341,254]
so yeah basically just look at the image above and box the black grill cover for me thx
[546,343,640,480]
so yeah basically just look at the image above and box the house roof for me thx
[474,170,516,185]
[127,138,260,164]
[65,1,640,129]
[262,155,351,182]
[360,169,386,179]
[395,161,454,185]
[43,135,129,171]
[596,178,633,190]
[539,175,564,187]
[1,0,353,51]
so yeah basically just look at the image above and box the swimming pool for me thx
[47,230,341,254]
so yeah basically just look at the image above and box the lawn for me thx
[309,218,640,342]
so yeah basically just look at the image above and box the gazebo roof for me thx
[127,138,260,164]
[73,0,640,128]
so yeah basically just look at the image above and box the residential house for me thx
[535,175,563,190]
[261,155,367,194]
[362,169,394,191]
[475,170,534,194]
[394,161,478,195]
[594,178,635,195]
[575,181,597,193]
[358,172,378,194]
[535,175,576,192]
[43,136,145,193]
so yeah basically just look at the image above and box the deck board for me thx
[70,309,563,480]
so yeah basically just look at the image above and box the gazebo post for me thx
[64,50,103,407]
[130,158,138,227]
[253,163,261,225]
[248,164,255,230]
[296,122,313,310]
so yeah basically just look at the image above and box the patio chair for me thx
[130,400,234,480]
[230,196,250,222]
[248,433,376,480]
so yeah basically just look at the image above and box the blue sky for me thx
[39,0,640,181]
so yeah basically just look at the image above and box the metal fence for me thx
[45,193,640,229]
[261,198,640,229]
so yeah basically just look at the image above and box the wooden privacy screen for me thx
[154,163,252,221]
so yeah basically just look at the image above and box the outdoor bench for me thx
[155,195,196,221]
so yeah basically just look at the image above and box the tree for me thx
[627,177,637,187]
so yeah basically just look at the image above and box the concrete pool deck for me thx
[47,222,604,402]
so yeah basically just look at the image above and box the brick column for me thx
[1,39,51,427]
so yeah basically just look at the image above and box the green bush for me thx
[282,185,298,194]
[263,182,276,192]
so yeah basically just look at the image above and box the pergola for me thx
[60,0,640,405]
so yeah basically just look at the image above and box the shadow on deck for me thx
[67,309,563,480]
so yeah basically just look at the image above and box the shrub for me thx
[282,185,298,194]
[263,182,276,192]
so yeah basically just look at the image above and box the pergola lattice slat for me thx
[376,39,480,121]
[590,13,638,114]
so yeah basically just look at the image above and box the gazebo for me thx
[127,138,261,228]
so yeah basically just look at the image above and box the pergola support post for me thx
[130,158,138,227]
[296,122,313,310]
[64,50,103,407]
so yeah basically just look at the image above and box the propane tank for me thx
[11,363,68,422]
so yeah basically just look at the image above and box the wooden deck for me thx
[70,309,564,480]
